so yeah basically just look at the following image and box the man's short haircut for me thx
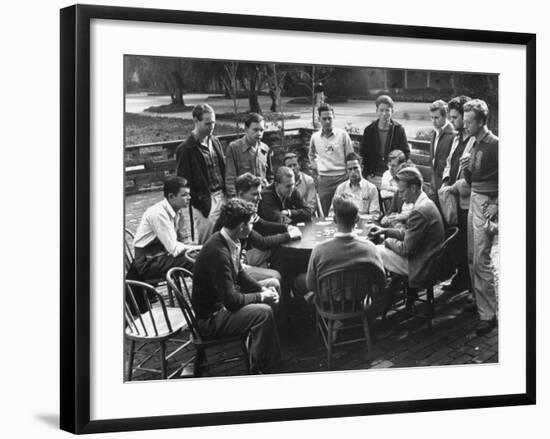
[448,95,472,117]
[220,198,255,229]
[163,176,188,198]
[283,152,297,162]
[244,112,265,128]
[375,94,394,109]
[388,149,406,164]
[192,103,215,121]
[235,172,262,194]
[429,99,448,117]
[395,167,423,188]
[332,194,358,228]
[317,103,334,116]
[463,99,490,125]
[275,166,294,184]
[345,152,362,164]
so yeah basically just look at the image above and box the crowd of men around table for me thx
[129,95,499,374]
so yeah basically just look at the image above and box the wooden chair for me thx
[125,228,174,306]
[382,226,460,330]
[183,246,202,268]
[166,267,250,377]
[125,280,190,381]
[313,265,384,369]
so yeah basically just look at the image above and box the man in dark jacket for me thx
[360,95,410,183]
[258,166,312,225]
[192,198,281,374]
[176,104,226,244]
[429,99,455,193]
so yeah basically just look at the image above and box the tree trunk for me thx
[248,75,261,113]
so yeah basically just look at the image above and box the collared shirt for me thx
[294,172,317,212]
[220,228,242,273]
[196,134,224,193]
[225,136,272,197]
[133,198,187,257]
[333,178,381,217]
[334,231,357,238]
[308,127,354,176]
[380,169,398,199]
[442,133,475,184]
[433,120,453,164]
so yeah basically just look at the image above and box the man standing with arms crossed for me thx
[309,103,354,216]
[176,104,226,244]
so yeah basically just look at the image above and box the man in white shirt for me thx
[129,176,198,281]
[332,152,380,221]
[308,103,354,216]
[380,149,407,201]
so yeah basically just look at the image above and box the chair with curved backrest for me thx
[382,226,460,330]
[166,267,250,377]
[125,228,174,306]
[125,280,189,381]
[183,246,202,269]
[313,265,384,369]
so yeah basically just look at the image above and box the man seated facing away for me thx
[369,167,445,293]
[213,173,301,282]
[129,176,197,281]
[331,152,381,221]
[282,152,317,216]
[192,198,282,374]
[294,194,385,319]
[259,166,312,225]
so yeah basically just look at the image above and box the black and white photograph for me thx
[123,56,500,380]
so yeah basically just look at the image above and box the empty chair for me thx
[125,280,189,381]
[166,267,250,377]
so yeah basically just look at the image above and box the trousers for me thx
[318,173,348,216]
[193,190,226,244]
[198,303,281,373]
[468,191,497,321]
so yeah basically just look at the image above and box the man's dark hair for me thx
[192,103,215,121]
[244,112,264,128]
[333,194,358,228]
[463,99,490,125]
[395,167,423,189]
[375,94,394,109]
[429,100,448,117]
[235,172,262,195]
[163,176,188,198]
[317,103,334,116]
[283,152,297,165]
[448,95,472,117]
[220,198,255,229]
[345,152,362,164]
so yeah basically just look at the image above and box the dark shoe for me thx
[463,303,477,313]
[475,318,497,336]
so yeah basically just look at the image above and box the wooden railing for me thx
[125,128,432,194]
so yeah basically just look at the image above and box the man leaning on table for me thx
[369,167,444,292]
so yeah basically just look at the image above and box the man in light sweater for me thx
[461,99,499,336]
[308,103,354,216]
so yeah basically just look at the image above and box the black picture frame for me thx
[60,4,536,434]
